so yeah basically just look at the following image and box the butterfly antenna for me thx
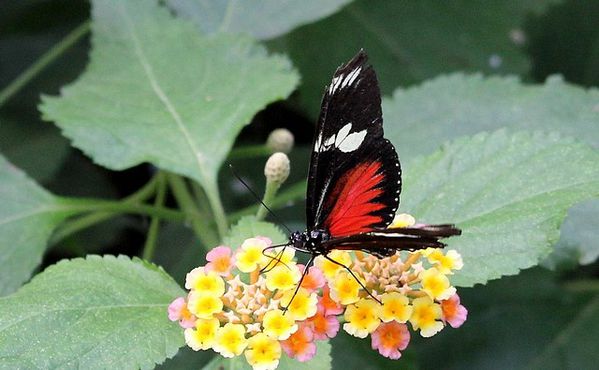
[228,164,293,234]
[323,254,382,305]
[282,254,316,314]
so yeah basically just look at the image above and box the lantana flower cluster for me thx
[168,214,467,369]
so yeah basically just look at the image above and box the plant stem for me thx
[205,180,229,240]
[563,280,599,292]
[167,173,218,247]
[142,173,167,261]
[191,181,214,218]
[255,180,279,221]
[228,145,271,160]
[127,173,162,202]
[229,180,306,222]
[0,21,91,108]
[50,212,112,246]
[50,173,161,245]
[57,197,184,221]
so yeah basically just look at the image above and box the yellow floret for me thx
[262,309,298,340]
[329,271,361,305]
[343,299,381,338]
[280,288,318,321]
[265,263,301,291]
[236,238,270,273]
[244,333,282,370]
[409,296,444,337]
[184,317,220,351]
[314,251,352,279]
[388,213,416,228]
[185,267,225,296]
[187,292,224,319]
[214,323,248,358]
[263,246,296,266]
[427,249,464,274]
[420,268,456,300]
[379,292,413,323]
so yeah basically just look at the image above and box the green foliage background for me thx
[1,0,598,369]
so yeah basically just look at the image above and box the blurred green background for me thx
[1,0,598,369]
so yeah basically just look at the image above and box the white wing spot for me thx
[316,122,367,153]
[334,123,353,147]
[341,67,362,89]
[338,130,367,152]
[329,75,343,94]
[313,134,323,152]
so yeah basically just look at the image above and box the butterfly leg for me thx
[323,254,382,305]
[282,254,316,314]
[260,243,292,273]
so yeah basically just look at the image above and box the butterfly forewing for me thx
[306,51,401,237]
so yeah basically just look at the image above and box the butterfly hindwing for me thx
[306,51,401,237]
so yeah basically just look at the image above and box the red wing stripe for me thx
[325,161,386,237]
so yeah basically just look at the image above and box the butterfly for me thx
[263,50,461,305]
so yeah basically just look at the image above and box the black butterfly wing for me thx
[306,51,401,237]
[321,225,462,257]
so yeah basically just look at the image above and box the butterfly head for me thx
[289,229,330,255]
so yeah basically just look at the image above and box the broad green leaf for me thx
[414,269,599,370]
[401,130,599,286]
[0,155,76,295]
[0,117,70,183]
[0,255,185,369]
[167,0,354,40]
[202,340,331,370]
[41,0,299,200]
[542,199,599,270]
[271,0,557,116]
[225,215,287,247]
[383,74,599,159]
[383,73,599,269]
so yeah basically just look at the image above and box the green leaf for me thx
[0,255,185,369]
[40,0,299,198]
[225,215,287,247]
[383,73,599,270]
[272,0,557,116]
[542,199,599,270]
[401,130,599,286]
[383,74,599,159]
[0,155,76,295]
[414,269,599,370]
[167,0,354,40]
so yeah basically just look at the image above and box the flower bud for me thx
[264,152,290,186]
[266,128,294,153]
